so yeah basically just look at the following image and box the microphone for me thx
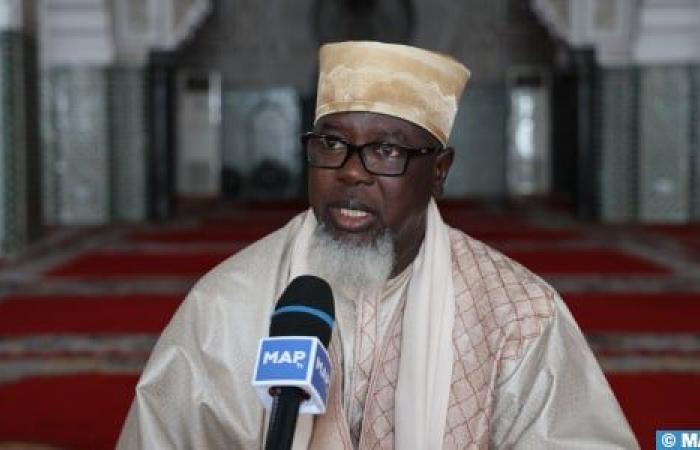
[251,275,335,450]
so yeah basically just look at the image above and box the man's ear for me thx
[432,147,454,197]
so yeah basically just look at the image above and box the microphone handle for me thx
[264,387,305,450]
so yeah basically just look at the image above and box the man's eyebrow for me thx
[316,123,346,136]
[315,125,409,144]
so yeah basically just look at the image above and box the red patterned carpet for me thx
[505,248,671,276]
[608,374,700,445]
[46,251,234,278]
[0,294,181,335]
[563,292,700,333]
[0,201,698,450]
[0,375,138,450]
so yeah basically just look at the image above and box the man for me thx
[118,41,639,449]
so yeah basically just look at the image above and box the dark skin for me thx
[308,111,454,277]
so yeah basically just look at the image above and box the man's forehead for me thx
[315,112,439,146]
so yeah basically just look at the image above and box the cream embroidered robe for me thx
[117,212,639,450]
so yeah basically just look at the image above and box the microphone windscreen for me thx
[269,275,335,347]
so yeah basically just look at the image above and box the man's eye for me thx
[377,143,402,158]
[322,138,345,151]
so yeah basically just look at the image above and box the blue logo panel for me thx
[657,430,700,449]
[255,338,313,382]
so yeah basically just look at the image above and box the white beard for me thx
[307,223,395,295]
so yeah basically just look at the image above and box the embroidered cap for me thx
[315,41,470,146]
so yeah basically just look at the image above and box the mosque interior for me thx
[0,0,699,449]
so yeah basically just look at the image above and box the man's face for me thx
[308,111,453,275]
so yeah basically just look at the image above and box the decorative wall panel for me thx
[598,68,638,222]
[638,66,691,223]
[45,68,110,225]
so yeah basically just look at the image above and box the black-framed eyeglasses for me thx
[301,132,442,177]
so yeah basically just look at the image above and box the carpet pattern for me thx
[0,202,698,450]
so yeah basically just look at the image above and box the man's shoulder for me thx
[447,227,557,359]
[189,213,304,299]
[447,226,558,298]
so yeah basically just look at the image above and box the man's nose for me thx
[336,148,373,185]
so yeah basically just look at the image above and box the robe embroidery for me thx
[309,229,555,449]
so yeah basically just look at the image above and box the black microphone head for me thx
[269,275,335,347]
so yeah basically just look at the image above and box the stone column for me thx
[573,50,597,219]
[0,1,41,256]
[109,67,149,222]
[146,51,176,220]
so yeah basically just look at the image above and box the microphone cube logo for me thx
[256,338,312,381]
[262,349,308,369]
[252,336,332,414]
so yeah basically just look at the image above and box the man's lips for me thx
[326,203,377,233]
